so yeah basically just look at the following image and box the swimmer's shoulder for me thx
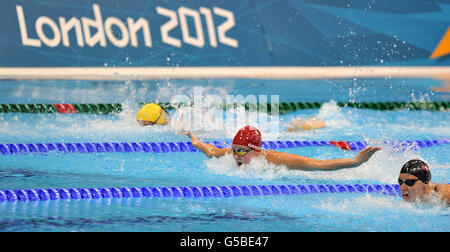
[434,183,450,204]
[217,147,231,155]
[260,149,296,160]
[434,183,450,192]
[259,149,275,157]
[262,149,302,156]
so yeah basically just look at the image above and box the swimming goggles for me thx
[231,148,252,156]
[398,178,419,187]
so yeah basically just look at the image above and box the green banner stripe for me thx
[0,102,448,114]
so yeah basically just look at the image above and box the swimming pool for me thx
[0,78,449,232]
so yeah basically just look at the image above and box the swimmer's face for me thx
[137,117,170,126]
[231,145,257,167]
[138,120,154,126]
[398,173,427,202]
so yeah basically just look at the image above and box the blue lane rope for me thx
[0,184,401,202]
[0,139,447,155]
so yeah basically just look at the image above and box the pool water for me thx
[0,78,449,232]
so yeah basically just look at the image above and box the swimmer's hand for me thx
[186,131,229,158]
[186,131,199,145]
[353,147,381,165]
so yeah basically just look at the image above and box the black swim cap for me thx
[400,159,431,184]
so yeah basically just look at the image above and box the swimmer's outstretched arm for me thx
[186,131,230,158]
[266,147,381,171]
